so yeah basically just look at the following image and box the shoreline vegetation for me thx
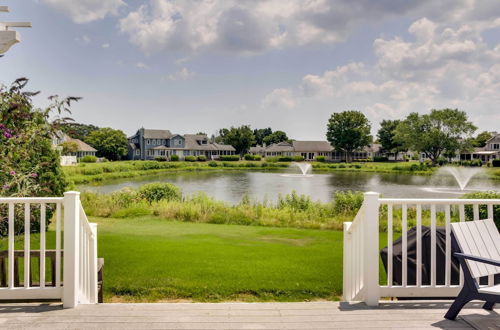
[64,159,500,187]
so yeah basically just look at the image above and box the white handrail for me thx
[344,192,500,306]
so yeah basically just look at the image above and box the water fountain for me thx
[280,162,313,177]
[442,166,484,191]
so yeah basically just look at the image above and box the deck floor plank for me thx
[0,301,497,329]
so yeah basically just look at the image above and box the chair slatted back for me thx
[450,219,500,279]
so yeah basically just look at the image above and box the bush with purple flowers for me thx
[0,78,79,237]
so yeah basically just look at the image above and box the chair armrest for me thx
[454,253,500,267]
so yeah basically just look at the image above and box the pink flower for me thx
[9,170,16,175]
[2,184,9,190]
[30,173,38,178]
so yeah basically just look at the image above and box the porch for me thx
[0,301,497,329]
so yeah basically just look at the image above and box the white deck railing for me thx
[343,192,500,306]
[0,191,97,308]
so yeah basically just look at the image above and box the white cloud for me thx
[102,43,110,49]
[136,62,149,69]
[261,88,296,109]
[261,14,500,130]
[42,0,125,23]
[168,68,196,81]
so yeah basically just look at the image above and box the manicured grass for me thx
[94,217,342,302]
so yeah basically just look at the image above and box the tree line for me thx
[327,109,492,164]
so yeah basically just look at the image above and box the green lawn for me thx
[96,217,343,302]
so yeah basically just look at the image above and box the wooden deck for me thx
[0,301,498,329]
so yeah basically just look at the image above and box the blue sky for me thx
[1,0,500,139]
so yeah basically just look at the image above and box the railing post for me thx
[63,191,80,308]
[89,223,98,303]
[342,222,352,302]
[363,192,380,306]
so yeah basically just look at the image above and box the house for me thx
[52,132,97,159]
[460,132,500,163]
[250,141,382,161]
[127,128,236,160]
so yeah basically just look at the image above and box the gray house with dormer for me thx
[127,128,236,160]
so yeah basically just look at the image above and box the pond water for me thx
[78,169,500,204]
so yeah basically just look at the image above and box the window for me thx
[494,144,500,150]
[152,140,156,145]
[146,139,150,145]
[157,139,161,145]
[135,150,140,155]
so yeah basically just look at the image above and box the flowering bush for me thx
[0,78,78,237]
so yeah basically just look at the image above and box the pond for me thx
[78,169,500,204]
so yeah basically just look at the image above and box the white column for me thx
[89,223,98,303]
[63,191,80,308]
[363,192,380,306]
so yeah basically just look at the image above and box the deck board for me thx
[0,301,497,329]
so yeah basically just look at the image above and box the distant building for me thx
[52,132,97,159]
[127,128,236,160]
[461,133,500,163]
[250,141,382,161]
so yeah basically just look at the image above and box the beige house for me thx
[52,132,97,159]
[250,140,382,161]
[460,133,500,163]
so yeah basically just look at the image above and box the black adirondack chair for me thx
[445,219,500,320]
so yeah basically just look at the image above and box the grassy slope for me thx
[95,217,342,302]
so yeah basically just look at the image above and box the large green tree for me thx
[85,128,128,161]
[253,128,273,146]
[60,122,99,141]
[217,125,256,156]
[472,131,494,148]
[377,120,406,160]
[326,111,372,162]
[263,130,289,146]
[394,109,476,165]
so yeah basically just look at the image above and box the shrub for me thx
[155,157,167,162]
[253,155,262,161]
[197,155,207,162]
[315,156,326,162]
[112,206,151,218]
[338,164,346,168]
[277,191,314,211]
[278,156,292,162]
[220,155,240,161]
[80,155,97,163]
[244,154,254,160]
[185,156,197,162]
[462,191,500,229]
[265,156,279,163]
[332,191,363,215]
[373,156,389,162]
[292,156,305,161]
[492,159,500,167]
[208,161,218,167]
[138,183,182,204]
[437,157,448,166]
[170,154,179,161]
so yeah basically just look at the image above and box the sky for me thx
[1,0,500,140]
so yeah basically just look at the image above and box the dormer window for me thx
[147,139,150,145]
[152,140,156,145]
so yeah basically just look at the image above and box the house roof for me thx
[363,143,382,153]
[249,146,266,153]
[213,143,235,151]
[292,141,333,152]
[68,138,97,152]
[266,142,294,152]
[142,129,173,139]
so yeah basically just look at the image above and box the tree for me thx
[394,109,477,165]
[263,130,289,145]
[60,122,99,141]
[85,128,128,161]
[59,140,79,155]
[1,78,75,237]
[377,120,406,160]
[472,131,494,148]
[326,111,372,162]
[253,128,273,146]
[217,125,256,155]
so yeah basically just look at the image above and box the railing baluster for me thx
[24,203,30,288]
[387,205,393,287]
[416,204,422,287]
[459,204,465,287]
[402,204,407,287]
[55,203,61,287]
[487,203,494,287]
[431,204,436,287]
[445,204,451,287]
[40,204,46,288]
[8,203,14,288]
[473,204,479,220]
